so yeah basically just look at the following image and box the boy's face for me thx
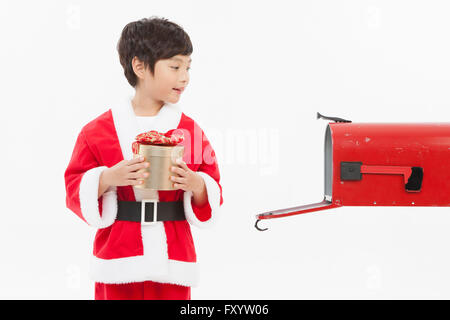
[133,54,191,104]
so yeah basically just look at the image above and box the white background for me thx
[1,0,449,299]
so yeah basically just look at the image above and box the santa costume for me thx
[64,95,223,299]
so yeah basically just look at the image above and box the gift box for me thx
[132,129,185,190]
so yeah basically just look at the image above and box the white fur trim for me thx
[183,171,222,228]
[109,95,182,163]
[90,256,199,287]
[79,166,118,229]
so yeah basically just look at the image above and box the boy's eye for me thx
[171,66,191,71]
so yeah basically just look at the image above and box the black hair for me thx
[117,16,193,87]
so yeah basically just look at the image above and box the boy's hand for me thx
[170,159,205,194]
[102,156,150,187]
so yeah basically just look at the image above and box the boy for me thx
[64,17,223,300]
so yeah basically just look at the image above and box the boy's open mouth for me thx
[173,87,184,94]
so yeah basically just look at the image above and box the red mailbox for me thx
[255,113,450,231]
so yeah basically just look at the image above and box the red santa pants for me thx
[95,281,191,300]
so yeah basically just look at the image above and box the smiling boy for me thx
[64,17,224,300]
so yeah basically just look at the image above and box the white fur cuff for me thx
[79,166,118,229]
[183,171,221,229]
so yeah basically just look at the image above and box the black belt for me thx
[117,200,185,224]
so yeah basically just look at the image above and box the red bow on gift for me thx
[132,129,184,153]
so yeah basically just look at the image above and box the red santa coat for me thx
[64,96,224,286]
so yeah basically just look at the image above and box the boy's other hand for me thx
[170,158,205,194]
[103,156,150,187]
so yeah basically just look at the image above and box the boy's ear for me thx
[131,56,147,80]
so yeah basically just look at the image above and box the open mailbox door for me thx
[255,113,450,231]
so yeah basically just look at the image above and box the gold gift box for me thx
[133,143,185,190]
